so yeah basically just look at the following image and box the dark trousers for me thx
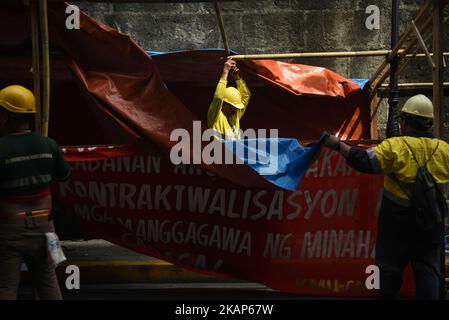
[375,196,443,300]
[0,217,62,300]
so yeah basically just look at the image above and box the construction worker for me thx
[323,94,449,299]
[207,58,251,140]
[0,85,70,300]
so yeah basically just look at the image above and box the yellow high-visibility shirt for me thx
[207,79,251,139]
[368,136,449,203]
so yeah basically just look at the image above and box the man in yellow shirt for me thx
[207,59,251,140]
[324,95,449,299]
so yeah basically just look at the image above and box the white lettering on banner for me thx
[126,220,252,256]
[75,211,252,256]
[305,150,361,178]
[67,181,360,221]
[73,155,161,174]
[173,164,215,176]
[288,189,359,220]
[263,233,293,259]
[300,230,375,259]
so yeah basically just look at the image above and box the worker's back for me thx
[0,132,70,197]
[372,136,449,203]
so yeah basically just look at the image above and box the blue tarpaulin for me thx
[349,78,370,90]
[222,135,326,191]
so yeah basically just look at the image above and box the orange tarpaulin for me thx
[242,59,361,97]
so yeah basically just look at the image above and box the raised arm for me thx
[207,59,235,128]
[232,65,251,116]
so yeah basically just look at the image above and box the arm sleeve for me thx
[52,142,71,182]
[236,79,251,117]
[207,80,227,128]
[346,147,379,174]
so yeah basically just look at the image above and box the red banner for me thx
[55,145,416,297]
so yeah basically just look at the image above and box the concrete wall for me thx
[73,0,448,138]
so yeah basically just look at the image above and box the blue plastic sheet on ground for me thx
[221,135,326,191]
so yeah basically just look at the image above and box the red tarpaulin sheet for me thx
[55,145,416,297]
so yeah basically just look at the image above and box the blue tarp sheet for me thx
[222,135,326,191]
[349,78,370,90]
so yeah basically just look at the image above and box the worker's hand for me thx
[221,59,236,81]
[324,134,341,150]
[223,59,236,74]
[231,65,242,80]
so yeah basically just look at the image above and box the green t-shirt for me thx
[0,132,70,196]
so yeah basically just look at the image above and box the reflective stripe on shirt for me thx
[366,148,382,173]
[0,174,52,189]
[4,153,53,165]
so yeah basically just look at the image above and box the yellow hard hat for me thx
[400,94,433,119]
[0,85,36,114]
[223,87,244,110]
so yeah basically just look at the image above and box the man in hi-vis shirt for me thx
[323,94,449,299]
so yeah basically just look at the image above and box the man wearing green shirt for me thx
[0,85,70,300]
[207,59,251,140]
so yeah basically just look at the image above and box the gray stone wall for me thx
[73,0,448,138]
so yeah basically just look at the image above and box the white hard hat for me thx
[401,94,434,119]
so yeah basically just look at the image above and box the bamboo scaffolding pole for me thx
[395,15,449,78]
[371,96,385,121]
[398,22,435,76]
[370,15,432,91]
[412,20,435,68]
[228,50,449,60]
[390,14,435,70]
[397,14,433,60]
[432,1,446,295]
[374,15,447,92]
[30,2,42,134]
[369,0,431,84]
[370,12,437,98]
[369,94,380,139]
[432,0,444,139]
[380,82,449,88]
[39,0,50,137]
[214,1,230,54]
[230,50,394,59]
